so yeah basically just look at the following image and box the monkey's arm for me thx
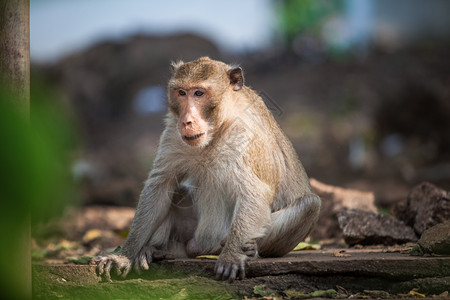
[122,171,175,258]
[215,177,273,282]
[95,168,177,281]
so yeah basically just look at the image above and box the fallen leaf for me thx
[293,242,321,251]
[57,239,79,250]
[310,289,337,298]
[409,289,425,298]
[67,256,93,265]
[32,249,49,260]
[82,229,102,244]
[333,250,351,257]
[110,246,121,254]
[195,255,219,260]
[336,285,349,296]
[253,285,275,297]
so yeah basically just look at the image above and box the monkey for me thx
[94,57,321,282]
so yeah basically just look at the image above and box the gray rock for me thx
[417,220,450,255]
[310,179,377,240]
[395,182,450,236]
[337,209,417,246]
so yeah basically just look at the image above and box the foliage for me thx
[284,288,337,298]
[253,285,276,298]
[0,73,78,299]
[277,0,344,44]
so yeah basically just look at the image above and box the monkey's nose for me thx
[183,121,193,127]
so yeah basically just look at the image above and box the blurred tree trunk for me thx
[0,0,30,113]
[0,1,31,299]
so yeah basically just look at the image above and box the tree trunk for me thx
[0,1,31,299]
[0,0,30,113]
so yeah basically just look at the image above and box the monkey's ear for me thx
[227,67,244,91]
[170,60,184,73]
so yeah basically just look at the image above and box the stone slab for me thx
[33,249,450,298]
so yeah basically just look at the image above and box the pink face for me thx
[173,87,210,147]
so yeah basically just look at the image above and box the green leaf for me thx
[311,289,337,298]
[31,249,48,261]
[253,285,275,297]
[110,246,121,254]
[67,256,93,265]
[293,241,321,251]
[195,255,219,260]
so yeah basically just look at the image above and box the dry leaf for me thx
[82,229,102,243]
[409,289,426,298]
[333,250,351,257]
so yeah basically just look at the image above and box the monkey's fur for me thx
[95,57,321,282]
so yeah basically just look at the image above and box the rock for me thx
[337,209,417,245]
[395,182,450,235]
[417,220,450,255]
[34,249,450,298]
[310,179,377,239]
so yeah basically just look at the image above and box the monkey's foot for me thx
[133,246,176,274]
[220,238,259,259]
[92,253,132,282]
[242,239,258,258]
[214,252,247,283]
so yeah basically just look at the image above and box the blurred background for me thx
[30,0,450,214]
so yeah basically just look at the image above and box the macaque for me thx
[94,57,321,282]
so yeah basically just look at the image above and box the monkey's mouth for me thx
[183,132,205,141]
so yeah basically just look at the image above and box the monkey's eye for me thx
[194,90,204,97]
[178,90,186,96]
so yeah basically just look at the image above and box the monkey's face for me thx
[170,86,213,147]
[167,57,244,147]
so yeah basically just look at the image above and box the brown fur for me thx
[94,57,321,282]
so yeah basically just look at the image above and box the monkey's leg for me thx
[132,216,173,274]
[214,188,273,282]
[94,175,177,281]
[257,193,321,257]
[135,186,197,270]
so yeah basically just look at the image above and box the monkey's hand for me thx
[92,252,132,282]
[214,249,247,283]
[93,246,175,281]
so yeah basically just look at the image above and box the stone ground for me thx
[33,248,450,299]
